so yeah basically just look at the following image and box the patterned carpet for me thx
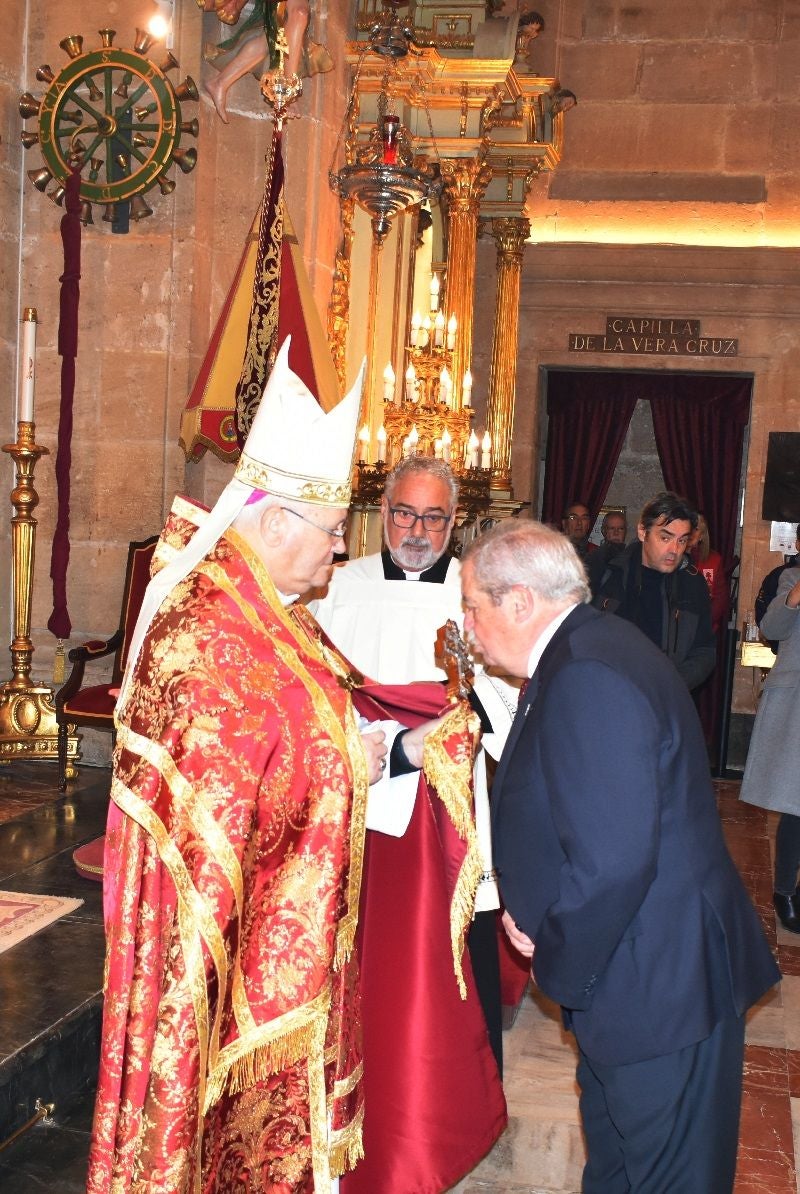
[0,761,67,824]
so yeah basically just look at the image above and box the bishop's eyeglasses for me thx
[280,507,347,539]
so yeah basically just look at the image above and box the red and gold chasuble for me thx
[87,510,368,1193]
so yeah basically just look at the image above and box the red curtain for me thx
[541,371,637,525]
[648,374,751,568]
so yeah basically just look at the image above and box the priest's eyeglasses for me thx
[280,507,347,539]
[388,507,450,532]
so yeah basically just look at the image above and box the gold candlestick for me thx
[0,420,79,767]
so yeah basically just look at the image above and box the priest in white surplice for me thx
[310,456,517,1071]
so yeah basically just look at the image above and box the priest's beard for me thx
[391,536,440,572]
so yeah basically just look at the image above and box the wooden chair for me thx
[55,535,158,790]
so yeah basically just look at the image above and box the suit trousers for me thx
[577,1013,745,1193]
[467,909,503,1078]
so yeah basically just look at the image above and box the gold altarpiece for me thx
[330,1,566,554]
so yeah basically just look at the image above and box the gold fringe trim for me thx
[203,985,331,1113]
[224,1023,315,1098]
[423,702,483,999]
[329,1103,365,1177]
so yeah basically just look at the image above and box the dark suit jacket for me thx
[492,604,779,1067]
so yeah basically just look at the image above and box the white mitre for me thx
[119,336,365,703]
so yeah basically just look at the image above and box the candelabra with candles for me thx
[354,274,492,516]
[0,308,79,767]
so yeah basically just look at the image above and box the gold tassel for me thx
[334,911,356,971]
[423,703,484,998]
[329,1111,365,1177]
[53,640,66,686]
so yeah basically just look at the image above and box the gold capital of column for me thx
[440,156,492,213]
[487,216,530,493]
[491,215,530,262]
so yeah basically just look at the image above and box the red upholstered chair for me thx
[55,535,158,790]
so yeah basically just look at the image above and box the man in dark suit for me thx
[460,519,780,1193]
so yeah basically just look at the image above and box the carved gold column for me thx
[487,216,530,493]
[328,197,355,395]
[440,157,491,403]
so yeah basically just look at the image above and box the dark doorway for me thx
[539,366,754,771]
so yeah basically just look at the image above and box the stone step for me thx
[0,765,108,1143]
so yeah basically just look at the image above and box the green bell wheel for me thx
[21,29,198,222]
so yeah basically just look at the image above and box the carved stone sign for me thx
[568,316,738,357]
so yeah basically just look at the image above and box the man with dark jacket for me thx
[593,492,716,690]
[562,501,596,566]
[587,510,627,596]
[460,519,779,1193]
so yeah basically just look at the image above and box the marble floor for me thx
[0,770,797,1192]
[0,760,106,1192]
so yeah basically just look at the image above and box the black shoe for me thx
[773,892,800,933]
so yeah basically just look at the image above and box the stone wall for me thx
[528,0,799,246]
[470,0,798,722]
[0,2,26,661]
[472,240,800,719]
[2,0,348,764]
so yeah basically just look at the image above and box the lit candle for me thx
[481,431,492,470]
[441,427,452,462]
[434,310,445,348]
[410,311,422,348]
[446,313,457,351]
[381,113,400,165]
[383,362,396,403]
[408,424,419,455]
[405,363,416,403]
[420,316,431,349]
[434,438,443,460]
[358,423,371,464]
[462,368,473,407]
[440,365,452,407]
[468,430,479,469]
[18,307,37,423]
[402,435,411,458]
[430,272,440,312]
[376,424,387,463]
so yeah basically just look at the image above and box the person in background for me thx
[755,525,800,652]
[588,509,627,596]
[593,492,716,691]
[740,564,800,933]
[561,501,596,566]
[690,511,728,634]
